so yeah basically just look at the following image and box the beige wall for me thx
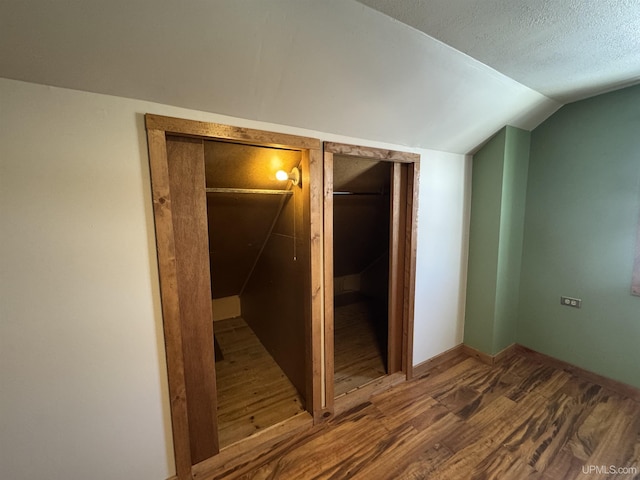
[0,77,469,479]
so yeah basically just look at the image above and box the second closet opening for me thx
[332,155,392,396]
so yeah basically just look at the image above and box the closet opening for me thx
[331,156,391,396]
[204,140,306,448]
[146,114,324,479]
[323,142,419,412]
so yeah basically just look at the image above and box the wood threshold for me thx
[333,372,406,417]
[191,412,313,480]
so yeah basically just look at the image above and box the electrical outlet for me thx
[561,296,582,308]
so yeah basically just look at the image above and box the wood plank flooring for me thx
[214,317,305,448]
[208,350,640,479]
[334,297,387,397]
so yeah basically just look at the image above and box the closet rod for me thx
[333,191,388,196]
[205,187,293,195]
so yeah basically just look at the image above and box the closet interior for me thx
[204,140,307,448]
[332,155,392,396]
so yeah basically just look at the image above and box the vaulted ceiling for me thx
[1,1,637,153]
[356,0,640,103]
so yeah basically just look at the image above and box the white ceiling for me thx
[2,0,624,153]
[356,0,640,103]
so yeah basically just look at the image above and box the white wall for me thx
[0,78,468,480]
[412,152,471,364]
[0,0,560,154]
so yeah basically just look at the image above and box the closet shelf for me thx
[333,191,389,195]
[206,187,293,195]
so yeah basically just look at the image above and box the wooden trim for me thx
[462,345,514,365]
[323,142,419,163]
[493,343,519,364]
[412,344,466,377]
[322,151,335,414]
[166,136,219,464]
[515,345,640,403]
[191,413,313,480]
[461,343,518,366]
[403,162,419,379]
[147,129,193,480]
[333,372,406,418]
[145,114,321,150]
[633,210,640,296]
[305,147,325,422]
[462,344,494,366]
[387,163,404,374]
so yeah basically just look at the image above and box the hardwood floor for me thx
[208,349,640,479]
[214,317,305,448]
[334,296,387,397]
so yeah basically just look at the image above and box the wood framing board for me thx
[146,114,321,150]
[302,148,325,421]
[147,129,193,480]
[324,142,420,163]
[322,151,335,411]
[166,136,219,463]
[387,163,406,373]
[403,162,419,379]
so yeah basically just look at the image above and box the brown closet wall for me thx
[205,140,306,397]
[205,141,300,298]
[241,184,306,397]
[332,156,391,281]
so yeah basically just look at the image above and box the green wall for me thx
[464,126,530,355]
[518,85,640,388]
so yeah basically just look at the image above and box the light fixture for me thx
[276,167,301,186]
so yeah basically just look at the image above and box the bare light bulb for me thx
[275,167,301,186]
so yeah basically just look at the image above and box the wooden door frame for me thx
[145,114,324,480]
[322,142,420,415]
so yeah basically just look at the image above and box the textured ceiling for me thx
[356,0,640,103]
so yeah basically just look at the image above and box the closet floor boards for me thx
[209,351,640,480]
[214,317,305,448]
[333,296,387,397]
